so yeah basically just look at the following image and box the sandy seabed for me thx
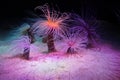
[0,43,120,80]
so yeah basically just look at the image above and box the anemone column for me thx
[67,47,76,54]
[22,28,35,60]
[42,32,56,52]
[47,33,56,52]
[85,28,98,48]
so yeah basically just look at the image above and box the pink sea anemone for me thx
[31,4,69,52]
[56,28,88,54]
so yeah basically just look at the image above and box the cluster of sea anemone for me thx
[11,4,100,60]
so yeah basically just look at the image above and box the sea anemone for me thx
[70,13,100,48]
[31,4,69,52]
[56,28,88,54]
